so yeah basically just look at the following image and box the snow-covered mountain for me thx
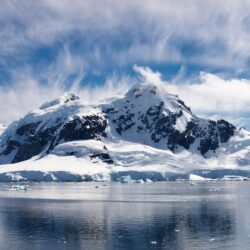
[0,82,249,182]
[103,83,235,155]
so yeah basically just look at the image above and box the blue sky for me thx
[1,0,250,129]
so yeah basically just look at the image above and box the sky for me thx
[0,0,250,129]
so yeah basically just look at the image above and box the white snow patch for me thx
[189,174,207,181]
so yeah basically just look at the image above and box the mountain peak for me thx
[126,83,159,99]
[40,92,80,110]
[123,82,191,115]
[60,92,80,103]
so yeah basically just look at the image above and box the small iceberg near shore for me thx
[220,175,250,181]
[8,185,28,191]
[116,175,153,184]
[189,174,210,181]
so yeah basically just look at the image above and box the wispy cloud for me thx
[1,64,250,130]
[167,73,250,114]
[1,0,250,71]
[1,1,250,129]
[132,65,250,128]
[0,56,133,125]
[135,65,250,114]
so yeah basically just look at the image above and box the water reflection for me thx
[0,183,248,250]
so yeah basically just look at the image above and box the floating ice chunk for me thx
[118,176,135,183]
[176,178,187,182]
[135,179,144,183]
[8,185,28,191]
[190,182,198,186]
[209,188,221,192]
[220,175,249,181]
[189,174,206,181]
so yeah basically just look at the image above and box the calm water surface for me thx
[0,182,249,250]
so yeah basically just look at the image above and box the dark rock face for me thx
[0,115,107,164]
[90,153,114,164]
[58,115,107,142]
[2,122,57,163]
[163,118,235,155]
[2,140,21,156]
[142,102,164,130]
[217,120,235,143]
[12,123,62,163]
[63,93,80,103]
[16,122,41,136]
[114,113,135,135]
[154,117,235,155]
[105,100,235,155]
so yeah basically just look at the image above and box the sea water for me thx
[0,182,249,250]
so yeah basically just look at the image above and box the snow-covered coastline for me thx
[0,139,249,182]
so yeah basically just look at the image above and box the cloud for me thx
[133,65,250,128]
[1,1,250,129]
[135,64,250,113]
[167,72,250,113]
[0,42,135,125]
[1,0,250,71]
[0,61,133,125]
[0,75,62,124]
[199,113,250,129]
[133,65,162,85]
[0,64,250,130]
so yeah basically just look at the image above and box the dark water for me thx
[0,182,249,250]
